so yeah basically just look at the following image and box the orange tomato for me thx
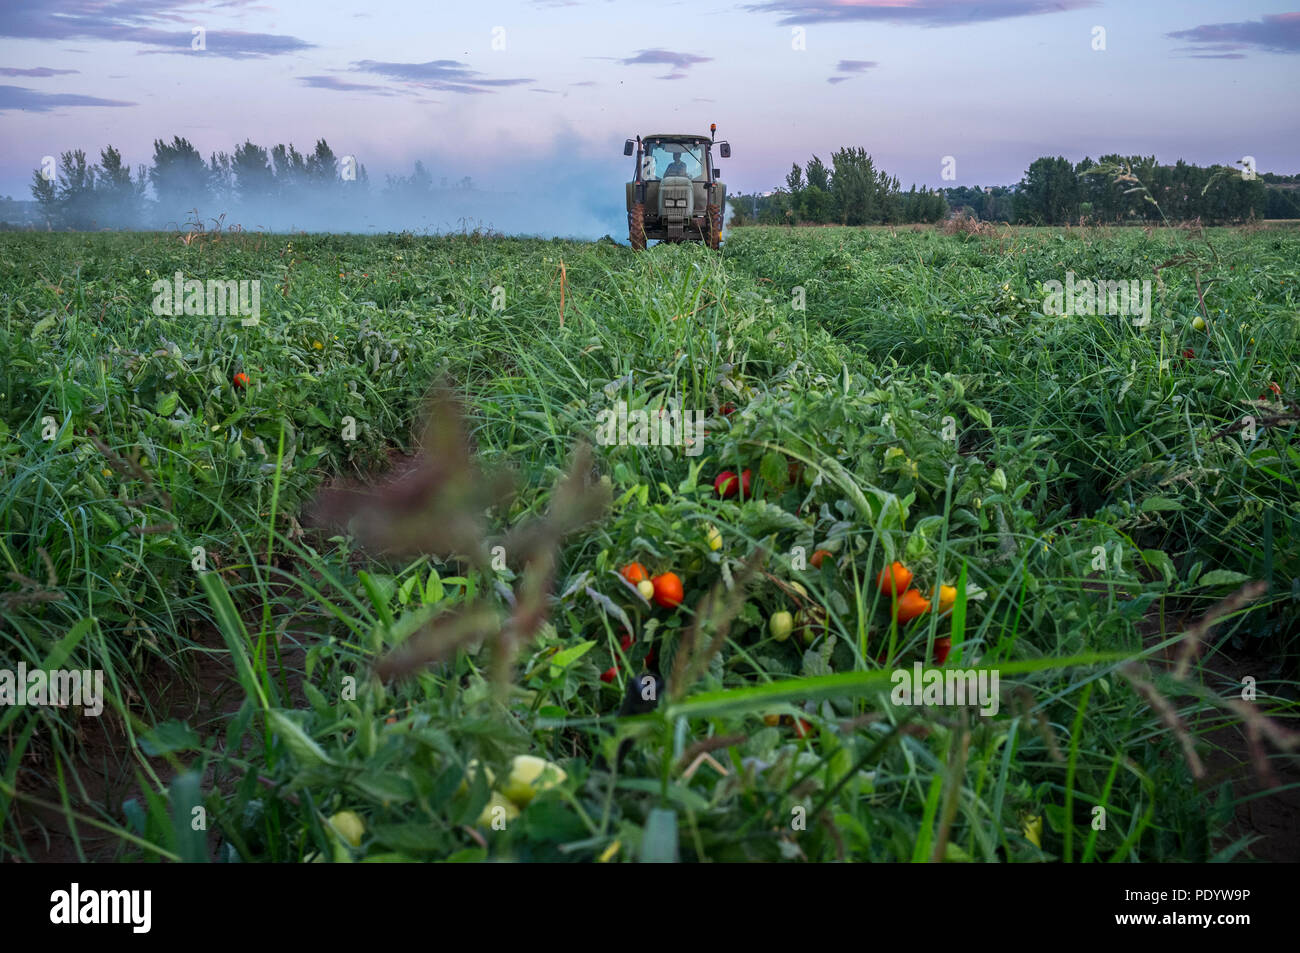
[233,372,250,388]
[621,562,649,584]
[877,561,913,596]
[809,549,834,570]
[893,589,930,624]
[651,572,684,610]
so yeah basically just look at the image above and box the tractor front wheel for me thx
[706,204,722,250]
[629,204,646,251]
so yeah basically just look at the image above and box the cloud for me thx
[1,1,314,59]
[827,59,877,83]
[0,66,79,77]
[1167,13,1300,57]
[351,59,533,94]
[619,48,712,80]
[299,75,394,95]
[0,84,135,112]
[570,80,597,87]
[746,0,1097,27]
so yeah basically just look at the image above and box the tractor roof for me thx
[643,133,711,142]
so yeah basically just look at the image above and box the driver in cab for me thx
[665,151,689,177]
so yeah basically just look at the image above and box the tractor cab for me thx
[623,126,730,249]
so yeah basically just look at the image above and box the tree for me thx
[829,147,878,225]
[56,150,96,229]
[271,143,308,198]
[96,145,143,226]
[233,140,275,207]
[1014,156,1078,224]
[30,166,57,227]
[805,155,830,192]
[150,136,209,224]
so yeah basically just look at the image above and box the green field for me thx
[1,224,1297,862]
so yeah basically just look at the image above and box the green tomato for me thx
[501,755,567,807]
[328,810,366,848]
[769,611,794,642]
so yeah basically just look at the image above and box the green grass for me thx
[0,224,1296,862]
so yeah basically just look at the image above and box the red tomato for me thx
[600,666,617,684]
[740,469,752,498]
[620,634,634,652]
[621,562,649,584]
[809,549,833,570]
[719,402,736,417]
[651,572,684,610]
[233,372,250,388]
[934,636,952,665]
[714,471,738,498]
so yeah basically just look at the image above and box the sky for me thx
[1,0,1297,229]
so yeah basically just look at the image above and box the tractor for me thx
[624,125,730,250]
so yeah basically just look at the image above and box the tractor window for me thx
[645,142,705,180]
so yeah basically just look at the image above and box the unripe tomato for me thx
[637,579,655,600]
[477,791,520,827]
[893,588,930,623]
[769,610,794,641]
[501,755,567,807]
[706,524,723,551]
[1192,315,1206,331]
[877,561,913,596]
[328,811,366,848]
[763,713,781,727]
[621,562,649,584]
[714,470,738,498]
[651,571,684,609]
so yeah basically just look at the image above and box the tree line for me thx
[730,151,1291,227]
[25,137,485,231]
[728,147,948,226]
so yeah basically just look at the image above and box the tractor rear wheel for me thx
[629,203,646,251]
[706,204,722,250]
